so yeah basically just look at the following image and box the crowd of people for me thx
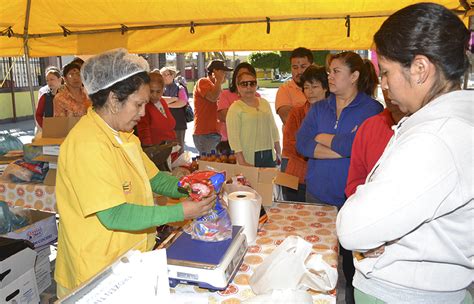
[31,2,472,302]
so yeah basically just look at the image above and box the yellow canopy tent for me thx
[0,0,470,57]
[0,0,471,113]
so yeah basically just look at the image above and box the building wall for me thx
[0,91,37,120]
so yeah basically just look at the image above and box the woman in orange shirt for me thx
[53,62,91,117]
[282,65,329,201]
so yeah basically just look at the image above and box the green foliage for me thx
[248,52,281,70]
[279,51,291,73]
[312,50,330,66]
[278,50,330,72]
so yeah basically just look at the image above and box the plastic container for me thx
[208,150,217,162]
[220,153,228,163]
[228,150,237,164]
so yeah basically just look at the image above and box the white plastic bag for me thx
[249,236,338,295]
[243,289,312,304]
[171,150,192,169]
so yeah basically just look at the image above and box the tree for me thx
[248,52,281,79]
[279,50,330,73]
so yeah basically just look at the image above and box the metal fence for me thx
[0,56,41,88]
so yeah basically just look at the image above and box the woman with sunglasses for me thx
[226,72,281,167]
[216,62,260,154]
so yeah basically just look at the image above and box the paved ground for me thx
[0,118,35,143]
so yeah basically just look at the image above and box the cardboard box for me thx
[34,257,51,294]
[35,245,51,262]
[42,169,56,186]
[58,245,169,303]
[0,238,37,288]
[32,154,58,165]
[30,117,79,154]
[29,117,79,186]
[42,145,60,156]
[199,160,298,206]
[0,268,39,304]
[34,245,52,294]
[2,208,58,248]
[42,117,80,139]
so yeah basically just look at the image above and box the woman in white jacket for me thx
[337,3,473,303]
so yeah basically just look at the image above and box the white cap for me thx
[81,48,149,95]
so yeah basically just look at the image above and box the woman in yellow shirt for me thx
[54,49,214,298]
[226,72,281,167]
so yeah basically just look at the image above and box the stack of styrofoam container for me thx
[34,245,52,294]
[0,237,39,304]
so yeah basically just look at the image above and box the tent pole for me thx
[8,57,17,122]
[23,0,36,118]
[24,44,36,118]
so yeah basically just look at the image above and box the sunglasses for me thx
[238,80,257,87]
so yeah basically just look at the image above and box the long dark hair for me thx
[363,59,379,97]
[329,51,375,96]
[89,72,150,109]
[230,62,257,93]
[374,3,470,102]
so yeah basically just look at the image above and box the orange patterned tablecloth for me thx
[0,179,57,212]
[173,201,339,304]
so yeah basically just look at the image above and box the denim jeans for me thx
[305,190,326,204]
[175,129,186,154]
[193,133,221,154]
[254,150,276,168]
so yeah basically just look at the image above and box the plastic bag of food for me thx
[179,170,232,242]
[171,151,193,169]
[0,201,30,234]
[2,163,33,182]
[0,134,23,156]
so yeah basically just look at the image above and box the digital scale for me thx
[166,226,248,291]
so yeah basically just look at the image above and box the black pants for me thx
[341,246,355,304]
[254,150,276,168]
[281,158,306,202]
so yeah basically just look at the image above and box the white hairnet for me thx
[81,48,150,95]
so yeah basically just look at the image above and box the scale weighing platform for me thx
[166,226,248,291]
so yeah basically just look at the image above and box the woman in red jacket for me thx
[136,72,176,145]
[35,66,63,128]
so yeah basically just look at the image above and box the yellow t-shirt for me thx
[54,108,159,290]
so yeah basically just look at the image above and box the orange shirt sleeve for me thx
[195,78,214,101]
[53,93,67,117]
[275,83,291,112]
